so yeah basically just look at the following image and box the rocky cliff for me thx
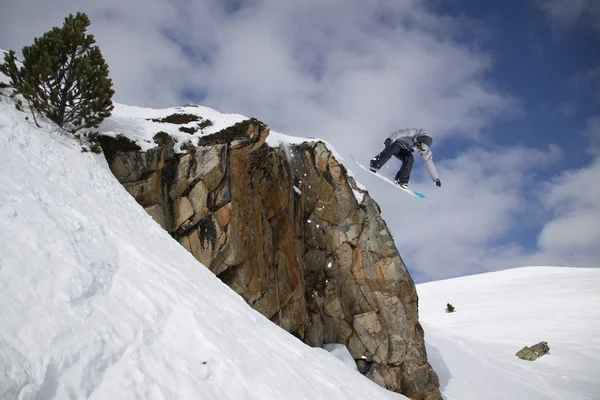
[100,118,441,400]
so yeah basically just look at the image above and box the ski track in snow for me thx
[0,98,405,400]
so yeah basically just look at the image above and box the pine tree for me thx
[0,12,114,131]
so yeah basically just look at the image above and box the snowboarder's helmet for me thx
[419,135,433,147]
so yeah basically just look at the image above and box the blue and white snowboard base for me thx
[352,157,426,199]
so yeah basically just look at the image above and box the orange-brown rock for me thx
[101,118,441,400]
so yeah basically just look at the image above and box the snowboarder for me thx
[369,128,441,189]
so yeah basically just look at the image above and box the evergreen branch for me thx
[4,12,113,132]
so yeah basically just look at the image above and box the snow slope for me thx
[0,97,405,399]
[417,267,600,400]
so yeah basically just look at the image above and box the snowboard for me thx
[352,156,426,199]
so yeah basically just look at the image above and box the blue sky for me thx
[434,0,597,160]
[1,0,599,282]
[426,0,600,254]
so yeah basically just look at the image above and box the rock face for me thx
[101,119,441,400]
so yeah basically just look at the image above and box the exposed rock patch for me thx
[516,341,550,361]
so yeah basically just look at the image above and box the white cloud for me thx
[373,140,600,281]
[533,158,600,266]
[0,0,517,157]
[373,144,564,281]
[534,0,600,30]
[4,0,598,282]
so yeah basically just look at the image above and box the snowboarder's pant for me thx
[370,142,414,184]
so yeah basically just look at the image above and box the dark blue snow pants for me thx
[369,141,414,185]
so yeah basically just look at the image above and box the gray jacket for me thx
[387,128,440,182]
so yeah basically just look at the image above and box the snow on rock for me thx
[265,130,313,148]
[98,102,248,152]
[265,130,345,165]
[417,266,600,400]
[0,97,406,400]
[266,130,367,191]
[99,104,370,193]
[352,189,365,204]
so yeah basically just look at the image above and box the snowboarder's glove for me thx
[384,138,392,147]
[435,179,441,187]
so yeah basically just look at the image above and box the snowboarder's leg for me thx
[370,141,400,171]
[394,149,414,185]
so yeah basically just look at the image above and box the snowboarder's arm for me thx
[418,144,441,184]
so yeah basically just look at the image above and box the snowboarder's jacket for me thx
[387,128,440,183]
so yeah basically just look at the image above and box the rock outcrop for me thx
[101,119,441,400]
[516,341,550,361]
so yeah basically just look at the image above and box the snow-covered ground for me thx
[418,267,600,400]
[1,90,599,399]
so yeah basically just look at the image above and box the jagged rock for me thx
[516,341,550,361]
[367,365,403,393]
[173,196,194,228]
[123,172,160,207]
[305,312,325,347]
[191,144,227,192]
[169,153,193,200]
[102,120,441,400]
[352,311,389,363]
[348,331,369,360]
[106,139,173,183]
[403,363,441,400]
[215,204,231,227]
[188,181,209,220]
